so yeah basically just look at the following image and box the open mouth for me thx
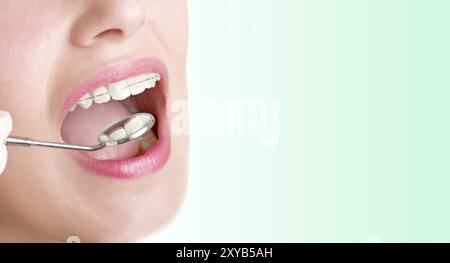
[59,58,171,179]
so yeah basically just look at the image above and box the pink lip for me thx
[60,57,171,179]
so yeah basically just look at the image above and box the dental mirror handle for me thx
[3,112,154,153]
[4,136,103,152]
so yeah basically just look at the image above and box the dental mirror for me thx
[4,113,155,152]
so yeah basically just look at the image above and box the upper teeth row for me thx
[71,72,161,111]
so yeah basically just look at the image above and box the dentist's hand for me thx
[0,110,12,175]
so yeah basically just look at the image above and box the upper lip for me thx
[59,57,168,126]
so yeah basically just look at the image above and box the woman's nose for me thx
[70,0,146,47]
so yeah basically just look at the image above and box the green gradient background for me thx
[145,0,450,242]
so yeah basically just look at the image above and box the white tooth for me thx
[124,116,144,135]
[153,73,161,81]
[143,79,157,89]
[109,127,127,141]
[142,73,160,82]
[69,104,77,112]
[107,81,130,100]
[94,94,111,104]
[149,72,158,78]
[92,86,111,104]
[144,73,156,80]
[129,83,146,95]
[126,74,148,86]
[114,88,131,100]
[99,134,109,143]
[149,80,157,88]
[78,94,93,109]
[139,114,155,127]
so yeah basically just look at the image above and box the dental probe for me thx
[4,113,155,152]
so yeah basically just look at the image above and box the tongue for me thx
[61,101,141,160]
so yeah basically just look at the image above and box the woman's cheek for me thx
[0,15,66,111]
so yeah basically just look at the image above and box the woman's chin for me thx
[67,171,187,242]
[83,207,180,243]
[61,190,185,242]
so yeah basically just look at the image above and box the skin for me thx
[0,111,12,175]
[0,0,188,242]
